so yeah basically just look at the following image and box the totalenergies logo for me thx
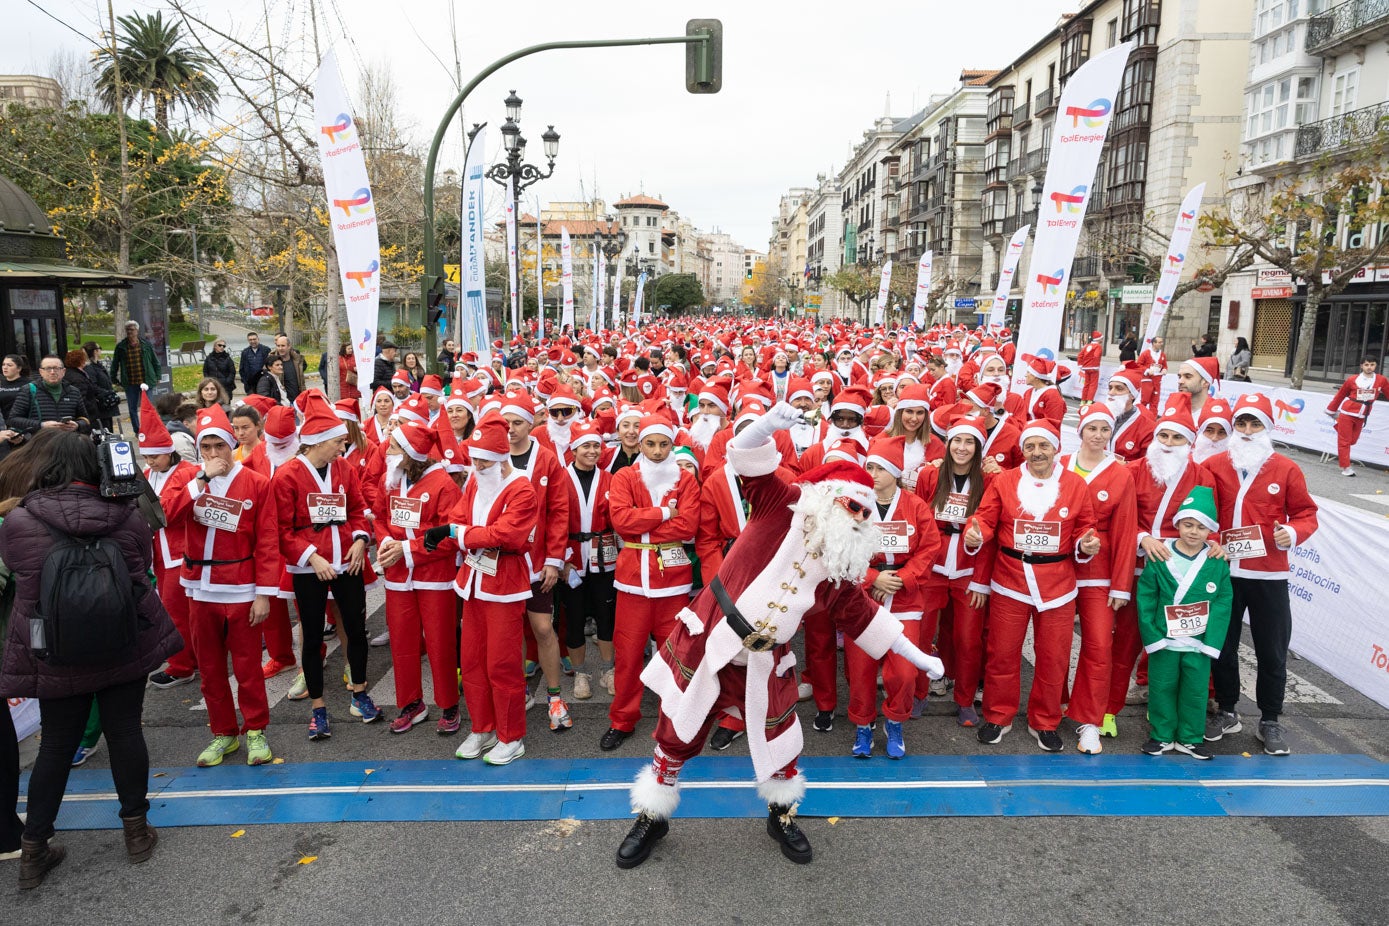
[1155,295,1170,307]
[1065,98,1112,128]
[1180,209,1196,221]
[1168,251,1185,267]
[320,112,353,143]
[332,187,372,217]
[1050,185,1087,214]
[356,327,373,354]
[1036,268,1066,295]
[345,259,379,290]
[1274,397,1304,423]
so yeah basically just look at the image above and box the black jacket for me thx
[371,355,397,393]
[7,382,91,435]
[239,343,271,392]
[63,367,99,414]
[256,374,288,405]
[203,349,237,394]
[0,375,31,420]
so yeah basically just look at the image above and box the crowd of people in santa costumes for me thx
[105,314,1332,844]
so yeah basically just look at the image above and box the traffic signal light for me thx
[425,274,446,327]
[685,19,722,94]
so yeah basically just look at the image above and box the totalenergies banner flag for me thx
[634,271,648,323]
[314,51,380,394]
[875,260,893,326]
[1013,42,1133,390]
[988,224,1029,329]
[611,252,624,327]
[560,227,575,331]
[1143,182,1207,349]
[505,176,520,335]
[459,126,489,354]
[912,251,932,328]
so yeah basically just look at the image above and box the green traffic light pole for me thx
[421,22,720,372]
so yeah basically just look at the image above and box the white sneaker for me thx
[287,672,308,701]
[1341,467,1356,477]
[370,629,391,646]
[483,738,525,765]
[1076,723,1103,755]
[454,730,498,760]
[1125,682,1148,705]
[574,672,593,700]
[929,676,951,698]
[797,682,814,702]
[600,667,615,696]
[524,689,540,711]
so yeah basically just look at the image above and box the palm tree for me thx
[95,12,218,136]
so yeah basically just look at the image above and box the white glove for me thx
[729,400,803,450]
[890,634,945,680]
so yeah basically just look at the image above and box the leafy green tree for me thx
[653,273,704,314]
[95,11,218,136]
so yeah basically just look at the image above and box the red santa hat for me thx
[1091,330,1103,342]
[1199,398,1233,435]
[419,374,444,397]
[697,381,730,415]
[1077,401,1115,432]
[1018,418,1061,451]
[193,403,237,451]
[810,369,836,388]
[299,393,348,446]
[947,413,988,446]
[830,385,872,417]
[638,412,676,443]
[1024,356,1057,384]
[1156,392,1197,441]
[822,437,868,465]
[333,398,361,423]
[499,393,536,424]
[794,459,875,509]
[467,413,512,462]
[965,381,1005,412]
[1109,367,1144,399]
[393,420,437,461]
[136,385,174,454]
[1231,392,1274,430]
[397,394,430,424]
[263,406,297,443]
[569,420,603,449]
[546,384,582,410]
[240,394,276,419]
[391,369,412,389]
[786,376,814,404]
[866,435,906,479]
[615,402,644,426]
[895,383,931,411]
[1181,356,1221,395]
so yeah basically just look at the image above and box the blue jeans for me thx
[125,385,143,433]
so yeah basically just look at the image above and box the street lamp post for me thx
[169,227,202,324]
[595,222,627,330]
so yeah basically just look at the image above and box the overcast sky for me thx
[6,0,1076,250]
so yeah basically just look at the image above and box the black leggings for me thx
[1,693,23,852]
[23,676,150,841]
[1212,577,1292,721]
[560,570,616,649]
[293,572,368,701]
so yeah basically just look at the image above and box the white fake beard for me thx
[689,413,723,450]
[1015,465,1062,519]
[1104,395,1130,418]
[1228,430,1275,473]
[836,360,852,378]
[980,374,1009,389]
[823,425,864,449]
[638,454,680,503]
[266,437,299,469]
[472,464,503,513]
[1192,433,1227,464]
[946,358,963,376]
[1145,439,1191,486]
[546,417,574,452]
[385,454,405,489]
[792,484,881,584]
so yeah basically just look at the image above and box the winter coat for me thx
[0,483,180,699]
[63,367,100,414]
[203,348,237,396]
[7,381,92,435]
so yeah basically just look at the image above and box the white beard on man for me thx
[1104,394,1131,419]
[384,453,405,489]
[946,357,963,377]
[546,416,575,456]
[265,435,300,470]
[822,424,865,450]
[1015,463,1062,519]
[472,462,504,513]
[1145,436,1191,486]
[1228,429,1275,473]
[637,453,681,503]
[788,482,882,583]
[688,412,723,451]
[1192,432,1228,464]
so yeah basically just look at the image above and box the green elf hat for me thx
[1172,485,1218,532]
[672,445,700,472]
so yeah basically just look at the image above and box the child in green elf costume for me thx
[1136,485,1232,760]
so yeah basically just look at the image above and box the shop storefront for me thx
[1285,276,1389,382]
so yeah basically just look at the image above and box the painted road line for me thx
[1350,493,1389,510]
[29,755,1389,826]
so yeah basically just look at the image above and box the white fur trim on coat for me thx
[629,766,681,820]
[852,607,905,660]
[757,772,807,806]
[727,439,780,478]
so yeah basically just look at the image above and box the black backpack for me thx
[30,521,140,665]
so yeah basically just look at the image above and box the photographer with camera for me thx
[0,428,180,889]
[7,356,92,437]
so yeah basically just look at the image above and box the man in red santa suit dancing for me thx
[617,402,944,870]
[1076,330,1104,408]
[963,419,1101,751]
[1325,356,1389,476]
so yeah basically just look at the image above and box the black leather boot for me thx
[18,835,66,890]
[615,813,669,869]
[122,813,158,863]
[766,804,812,863]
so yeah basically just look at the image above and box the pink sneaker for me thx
[389,700,428,734]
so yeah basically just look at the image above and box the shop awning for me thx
[0,261,148,287]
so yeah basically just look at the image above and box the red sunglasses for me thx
[836,496,869,516]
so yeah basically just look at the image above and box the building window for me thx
[1332,69,1359,116]
[1121,0,1160,45]
[1107,18,1118,47]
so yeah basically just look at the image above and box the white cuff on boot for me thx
[756,772,807,807]
[630,766,681,821]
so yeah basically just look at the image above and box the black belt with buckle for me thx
[710,576,777,653]
[184,555,252,567]
[1001,547,1068,565]
[876,563,902,571]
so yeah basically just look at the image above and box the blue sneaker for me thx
[852,724,873,758]
[350,691,382,723]
[885,720,906,759]
[523,660,539,678]
[560,656,575,676]
[71,743,99,767]
[308,706,332,740]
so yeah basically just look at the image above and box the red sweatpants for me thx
[932,579,987,709]
[1141,378,1162,414]
[651,660,800,769]
[189,599,270,736]
[981,594,1074,730]
[847,619,921,725]
[1081,370,1100,403]
[156,562,195,678]
[460,598,527,743]
[801,607,838,712]
[386,588,460,710]
[1336,414,1364,469]
[609,592,684,732]
[261,595,296,665]
[1067,586,1116,726]
[1106,601,1142,716]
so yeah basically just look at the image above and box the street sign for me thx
[954,297,977,309]
[806,294,823,308]
[444,264,461,284]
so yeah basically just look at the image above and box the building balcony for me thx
[1012,101,1031,127]
[1007,155,1026,177]
[1307,0,1389,56]
[884,213,901,230]
[926,192,947,212]
[1295,100,1389,157]
[932,150,949,168]
[984,167,1009,188]
[1024,147,1049,175]
[985,115,1013,141]
[1035,87,1057,117]
[984,218,1008,239]
[1072,256,1103,279]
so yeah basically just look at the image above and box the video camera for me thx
[91,428,146,499]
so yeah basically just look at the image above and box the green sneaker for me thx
[287,672,308,701]
[245,730,273,766]
[197,735,240,767]
[1099,713,1119,738]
